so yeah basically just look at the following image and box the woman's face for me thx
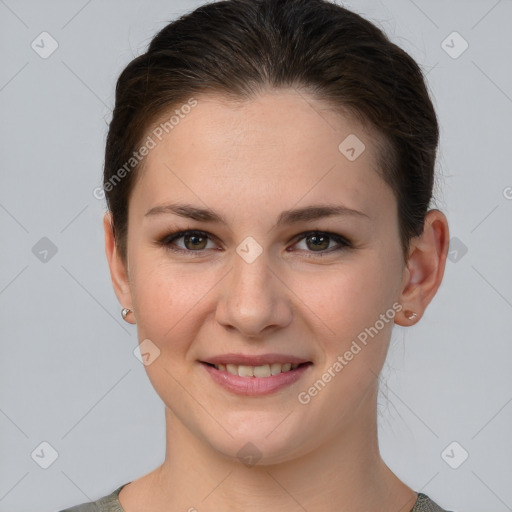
[111,89,409,463]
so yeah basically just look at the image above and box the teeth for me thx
[270,362,282,375]
[216,362,301,377]
[238,365,254,377]
[253,365,271,378]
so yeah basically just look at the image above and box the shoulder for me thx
[54,483,129,512]
[412,492,454,512]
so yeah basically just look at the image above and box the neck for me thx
[130,386,418,512]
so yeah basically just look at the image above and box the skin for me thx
[104,88,449,512]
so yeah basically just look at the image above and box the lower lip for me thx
[200,362,312,396]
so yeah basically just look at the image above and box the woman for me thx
[58,0,451,510]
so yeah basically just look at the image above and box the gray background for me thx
[0,1,511,511]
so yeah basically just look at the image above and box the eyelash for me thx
[156,229,352,258]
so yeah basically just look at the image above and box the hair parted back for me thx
[104,0,439,264]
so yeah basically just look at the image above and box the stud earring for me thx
[121,308,132,321]
[404,310,417,320]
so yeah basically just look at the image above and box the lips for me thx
[199,353,313,394]
[200,358,312,395]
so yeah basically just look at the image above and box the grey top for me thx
[56,481,453,512]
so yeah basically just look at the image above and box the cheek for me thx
[129,262,209,409]
[296,258,393,334]
[130,260,211,355]
[291,259,399,422]
[292,252,401,385]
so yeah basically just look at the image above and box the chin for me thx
[201,413,312,466]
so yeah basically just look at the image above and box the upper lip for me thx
[201,353,311,366]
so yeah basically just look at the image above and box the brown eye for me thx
[183,232,208,250]
[305,233,330,251]
[159,230,216,254]
[292,231,351,256]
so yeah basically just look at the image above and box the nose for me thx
[215,247,293,338]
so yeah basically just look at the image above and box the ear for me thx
[103,211,136,324]
[395,209,450,326]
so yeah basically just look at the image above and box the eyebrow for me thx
[144,202,369,226]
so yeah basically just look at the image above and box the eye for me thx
[158,230,218,254]
[290,231,351,256]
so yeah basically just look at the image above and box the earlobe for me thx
[103,212,133,313]
[395,209,450,327]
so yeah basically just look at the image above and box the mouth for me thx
[201,361,311,377]
[199,357,313,396]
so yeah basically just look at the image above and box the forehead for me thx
[131,89,394,221]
